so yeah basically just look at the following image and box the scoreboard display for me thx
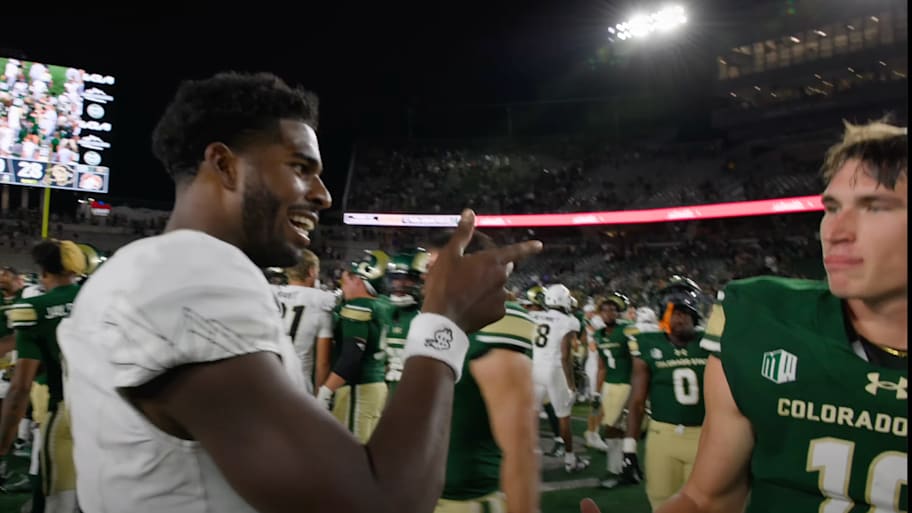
[0,56,115,193]
[0,158,109,193]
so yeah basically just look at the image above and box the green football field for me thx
[0,406,652,512]
[538,406,651,513]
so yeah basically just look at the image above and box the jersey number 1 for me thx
[807,437,906,513]
[281,304,306,339]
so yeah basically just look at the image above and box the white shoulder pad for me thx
[70,231,286,388]
[21,285,43,299]
[309,288,338,312]
[567,313,581,333]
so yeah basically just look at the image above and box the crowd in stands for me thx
[346,134,824,215]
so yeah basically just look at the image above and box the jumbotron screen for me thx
[0,56,114,194]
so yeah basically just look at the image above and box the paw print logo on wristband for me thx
[425,328,453,351]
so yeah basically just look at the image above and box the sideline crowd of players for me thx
[0,70,905,513]
[0,59,85,163]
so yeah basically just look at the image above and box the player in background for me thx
[425,230,539,513]
[593,292,637,480]
[635,306,659,332]
[0,266,42,498]
[583,298,609,452]
[570,295,590,404]
[272,249,336,394]
[318,250,389,443]
[0,240,87,513]
[615,279,709,509]
[381,248,428,397]
[642,120,908,513]
[529,283,589,473]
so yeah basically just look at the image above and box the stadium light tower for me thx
[608,5,687,42]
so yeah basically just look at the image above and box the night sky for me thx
[0,3,758,214]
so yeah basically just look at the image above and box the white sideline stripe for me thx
[541,477,600,492]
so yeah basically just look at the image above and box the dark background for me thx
[0,2,771,214]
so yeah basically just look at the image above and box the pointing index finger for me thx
[491,240,543,266]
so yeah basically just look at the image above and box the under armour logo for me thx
[865,372,907,399]
[425,328,453,351]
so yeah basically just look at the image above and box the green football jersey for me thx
[380,302,421,388]
[332,296,387,385]
[629,328,708,426]
[443,302,535,500]
[596,320,637,385]
[7,283,80,407]
[701,276,908,513]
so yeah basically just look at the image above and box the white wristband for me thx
[403,313,470,382]
[623,437,637,453]
[316,386,333,409]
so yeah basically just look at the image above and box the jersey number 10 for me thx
[807,437,906,513]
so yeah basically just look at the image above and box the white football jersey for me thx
[58,229,304,513]
[528,309,580,367]
[272,284,335,393]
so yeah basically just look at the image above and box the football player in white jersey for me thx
[529,283,589,472]
[272,249,336,394]
[583,299,609,451]
[55,72,542,513]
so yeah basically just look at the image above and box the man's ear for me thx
[203,142,240,191]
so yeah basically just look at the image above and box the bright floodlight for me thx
[613,5,687,41]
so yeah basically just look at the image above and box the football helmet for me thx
[656,277,703,324]
[76,243,103,275]
[349,249,390,296]
[605,291,630,313]
[387,248,429,302]
[263,267,288,285]
[544,284,573,312]
[526,285,546,308]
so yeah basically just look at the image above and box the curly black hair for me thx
[151,72,319,180]
[32,240,64,275]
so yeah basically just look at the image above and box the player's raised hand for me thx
[422,209,542,333]
[580,498,602,513]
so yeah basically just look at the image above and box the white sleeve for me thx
[316,290,337,312]
[102,285,284,388]
[316,311,334,339]
[94,241,285,388]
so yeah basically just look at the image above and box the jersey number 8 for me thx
[535,324,551,348]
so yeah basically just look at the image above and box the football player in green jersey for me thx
[0,266,27,370]
[382,248,429,396]
[616,280,708,509]
[428,232,541,513]
[318,250,390,443]
[639,120,908,513]
[593,292,638,477]
[0,239,86,512]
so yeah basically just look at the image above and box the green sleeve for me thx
[15,326,42,361]
[469,303,535,360]
[339,301,372,341]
